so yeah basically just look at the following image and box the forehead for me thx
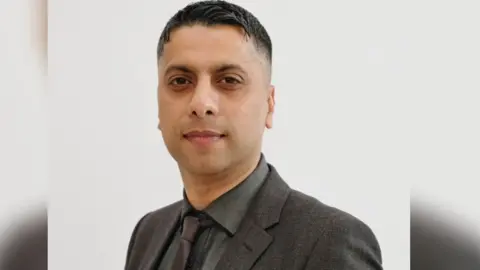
[159,25,265,72]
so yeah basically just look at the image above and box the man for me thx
[125,1,383,269]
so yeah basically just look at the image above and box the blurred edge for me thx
[0,0,48,269]
[411,194,480,270]
[34,0,47,75]
[1,0,479,270]
[0,206,47,270]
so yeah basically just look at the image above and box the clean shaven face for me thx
[157,24,275,176]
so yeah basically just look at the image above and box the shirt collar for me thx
[180,153,269,235]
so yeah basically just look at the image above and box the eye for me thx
[169,77,192,85]
[219,76,241,84]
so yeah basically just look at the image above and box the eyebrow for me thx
[163,63,248,76]
[213,63,247,74]
[164,65,193,75]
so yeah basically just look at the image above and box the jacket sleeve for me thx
[303,212,383,270]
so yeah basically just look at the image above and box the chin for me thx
[183,155,229,176]
[191,166,224,176]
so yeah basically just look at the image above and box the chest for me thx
[157,225,311,270]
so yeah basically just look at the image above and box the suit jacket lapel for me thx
[214,165,291,270]
[140,202,182,270]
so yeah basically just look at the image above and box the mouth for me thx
[182,130,226,145]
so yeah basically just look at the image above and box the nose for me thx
[189,80,219,118]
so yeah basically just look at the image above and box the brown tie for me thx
[171,215,201,270]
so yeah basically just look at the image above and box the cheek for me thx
[158,98,179,131]
[158,91,179,117]
[232,99,268,130]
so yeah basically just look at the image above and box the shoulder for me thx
[284,189,373,229]
[143,200,183,222]
[282,189,383,267]
[125,200,182,264]
[131,200,183,236]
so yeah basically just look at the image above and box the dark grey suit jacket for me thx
[125,165,383,270]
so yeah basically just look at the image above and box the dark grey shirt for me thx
[157,154,269,270]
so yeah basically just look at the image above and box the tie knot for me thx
[181,216,201,242]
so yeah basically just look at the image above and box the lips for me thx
[183,130,224,138]
[182,130,225,146]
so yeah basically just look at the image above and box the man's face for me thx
[157,25,274,175]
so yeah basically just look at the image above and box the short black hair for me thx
[157,0,272,65]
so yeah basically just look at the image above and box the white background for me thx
[0,0,47,233]
[0,0,473,269]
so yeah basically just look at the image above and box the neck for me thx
[180,153,261,210]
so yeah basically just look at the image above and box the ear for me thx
[265,85,275,129]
